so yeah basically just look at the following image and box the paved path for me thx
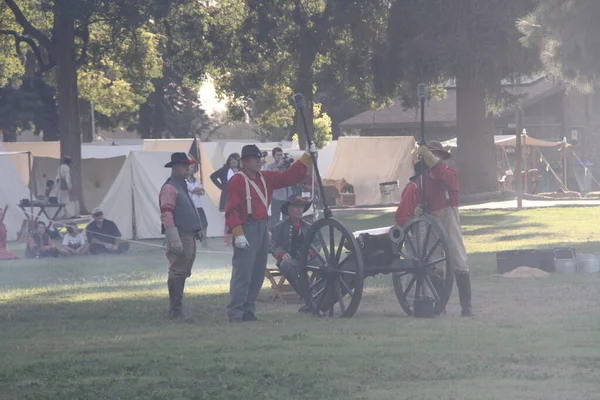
[333,199,600,214]
[461,199,600,210]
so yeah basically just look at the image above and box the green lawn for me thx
[2,207,600,400]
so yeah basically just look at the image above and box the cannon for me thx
[296,216,454,318]
[293,87,453,318]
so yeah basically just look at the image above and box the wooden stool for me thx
[264,268,300,303]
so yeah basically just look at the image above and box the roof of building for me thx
[339,77,562,131]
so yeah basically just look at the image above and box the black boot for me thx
[284,270,322,317]
[168,278,186,320]
[455,273,473,317]
[429,273,446,315]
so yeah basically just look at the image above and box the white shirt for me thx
[63,232,86,247]
[227,168,235,182]
[186,179,204,208]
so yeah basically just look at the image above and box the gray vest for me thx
[160,177,202,234]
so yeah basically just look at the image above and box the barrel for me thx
[578,253,600,273]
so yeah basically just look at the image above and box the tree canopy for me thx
[384,0,540,193]
[519,0,600,91]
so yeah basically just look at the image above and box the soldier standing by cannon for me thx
[396,141,473,317]
[225,144,316,323]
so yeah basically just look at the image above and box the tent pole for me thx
[28,151,34,218]
[515,108,523,209]
[562,155,567,190]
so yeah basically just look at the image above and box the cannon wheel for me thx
[392,215,454,316]
[298,217,364,318]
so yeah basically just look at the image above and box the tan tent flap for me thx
[326,136,415,205]
[31,156,126,211]
[495,134,562,147]
[142,139,221,207]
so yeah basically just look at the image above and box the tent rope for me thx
[535,147,569,192]
[570,150,600,191]
[18,209,234,254]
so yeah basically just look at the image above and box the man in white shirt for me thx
[59,223,89,256]
[186,165,208,246]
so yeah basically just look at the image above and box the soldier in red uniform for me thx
[394,141,473,317]
[225,144,316,322]
[395,160,426,226]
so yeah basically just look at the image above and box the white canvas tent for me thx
[99,152,224,239]
[326,136,415,205]
[0,152,32,241]
[30,156,126,211]
[0,141,141,185]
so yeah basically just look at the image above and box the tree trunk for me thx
[2,129,17,142]
[455,74,497,194]
[295,45,317,150]
[80,99,94,143]
[55,8,85,214]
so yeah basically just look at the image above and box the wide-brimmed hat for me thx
[164,152,197,168]
[281,194,312,215]
[426,140,451,160]
[92,207,103,217]
[241,145,268,160]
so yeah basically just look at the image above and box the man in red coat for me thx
[225,144,316,322]
[395,141,473,317]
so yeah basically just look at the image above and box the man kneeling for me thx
[270,195,321,316]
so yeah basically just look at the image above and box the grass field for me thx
[2,207,600,400]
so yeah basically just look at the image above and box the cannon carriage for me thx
[296,215,454,318]
[292,87,453,318]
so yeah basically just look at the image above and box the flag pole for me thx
[196,135,203,184]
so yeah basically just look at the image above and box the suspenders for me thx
[238,171,269,218]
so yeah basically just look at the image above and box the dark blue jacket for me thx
[210,165,230,212]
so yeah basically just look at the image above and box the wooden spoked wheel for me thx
[392,215,454,317]
[298,218,364,318]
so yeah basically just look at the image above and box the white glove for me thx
[165,227,184,254]
[414,205,423,217]
[307,142,317,154]
[234,235,250,249]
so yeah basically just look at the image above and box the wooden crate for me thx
[337,193,356,207]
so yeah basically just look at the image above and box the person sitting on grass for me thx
[0,206,18,260]
[25,221,59,258]
[85,208,130,255]
[59,223,89,256]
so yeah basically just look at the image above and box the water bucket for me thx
[578,253,600,273]
[554,248,578,274]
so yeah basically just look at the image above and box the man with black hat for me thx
[225,143,316,322]
[412,140,473,317]
[270,195,321,315]
[159,152,204,320]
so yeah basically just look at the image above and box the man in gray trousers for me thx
[225,144,316,323]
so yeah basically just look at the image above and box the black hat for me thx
[410,160,427,181]
[281,194,312,215]
[164,152,197,168]
[241,144,267,160]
